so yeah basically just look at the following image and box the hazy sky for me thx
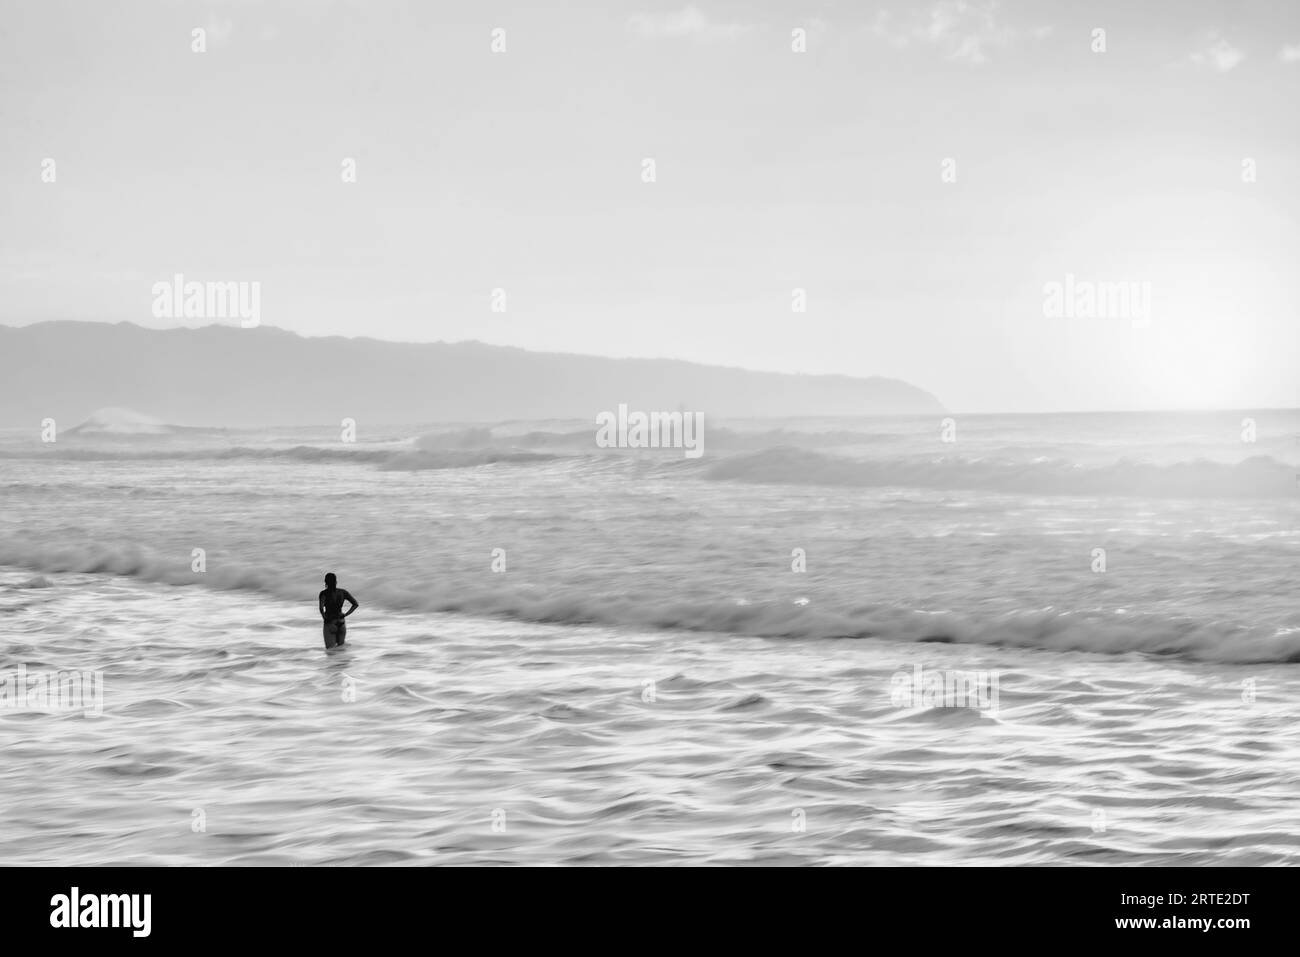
[2,0,1298,412]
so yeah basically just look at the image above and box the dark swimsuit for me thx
[320,588,355,647]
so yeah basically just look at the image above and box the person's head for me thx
[324,572,337,588]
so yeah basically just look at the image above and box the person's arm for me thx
[342,591,359,618]
[319,591,328,620]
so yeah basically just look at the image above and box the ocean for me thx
[1,409,1297,865]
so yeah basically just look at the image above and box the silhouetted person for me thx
[319,572,358,648]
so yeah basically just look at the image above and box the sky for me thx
[1,0,1298,412]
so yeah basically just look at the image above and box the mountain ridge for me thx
[0,321,946,427]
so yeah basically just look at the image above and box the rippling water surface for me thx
[1,411,1298,864]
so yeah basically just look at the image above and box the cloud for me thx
[1281,44,1300,63]
[628,6,754,41]
[1190,35,1243,72]
[871,1,1049,66]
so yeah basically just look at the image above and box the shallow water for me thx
[1,411,1298,864]
[3,571,1298,865]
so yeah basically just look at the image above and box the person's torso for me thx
[321,588,348,618]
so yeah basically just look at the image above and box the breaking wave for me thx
[0,445,562,470]
[705,448,1298,499]
[2,541,1297,664]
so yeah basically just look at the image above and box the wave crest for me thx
[706,448,1298,499]
[2,542,1297,664]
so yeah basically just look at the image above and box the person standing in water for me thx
[319,572,358,648]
